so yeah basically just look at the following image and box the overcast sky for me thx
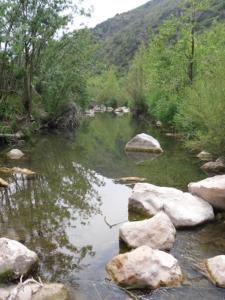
[75,0,149,28]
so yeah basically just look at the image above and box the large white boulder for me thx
[0,283,69,300]
[188,175,225,209]
[6,149,24,160]
[0,238,38,281]
[106,246,183,289]
[119,212,176,250]
[205,255,225,288]
[125,133,163,153]
[129,183,214,227]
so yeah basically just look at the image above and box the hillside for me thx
[92,0,225,70]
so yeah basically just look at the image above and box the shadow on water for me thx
[0,113,224,299]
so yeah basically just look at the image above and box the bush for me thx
[175,70,225,154]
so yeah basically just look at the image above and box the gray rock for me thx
[0,238,38,281]
[201,157,225,174]
[119,212,176,250]
[6,149,24,160]
[106,246,183,289]
[188,175,225,209]
[129,183,214,227]
[125,133,163,153]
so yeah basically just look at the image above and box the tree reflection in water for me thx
[0,160,105,281]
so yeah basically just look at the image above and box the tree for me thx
[126,43,149,116]
[0,0,81,118]
[39,29,94,114]
[178,0,210,83]
[87,65,121,107]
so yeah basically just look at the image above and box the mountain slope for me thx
[92,0,225,70]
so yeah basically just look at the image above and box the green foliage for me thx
[125,44,149,114]
[87,65,128,107]
[38,30,94,115]
[0,0,92,125]
[175,22,225,154]
[119,0,225,154]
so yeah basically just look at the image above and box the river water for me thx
[0,113,225,299]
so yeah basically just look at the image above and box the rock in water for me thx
[6,149,24,160]
[201,157,225,174]
[106,246,183,289]
[114,177,147,184]
[106,107,114,112]
[0,283,69,300]
[197,151,213,161]
[119,212,176,250]
[0,167,36,179]
[156,121,162,128]
[129,183,214,227]
[0,178,8,188]
[0,238,38,281]
[188,175,225,209]
[125,133,163,153]
[205,255,225,288]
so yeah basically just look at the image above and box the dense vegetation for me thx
[1,0,225,155]
[0,0,93,133]
[90,0,225,155]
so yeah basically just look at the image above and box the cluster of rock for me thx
[0,238,69,300]
[106,157,225,291]
[129,183,214,227]
[0,149,38,188]
[85,105,130,117]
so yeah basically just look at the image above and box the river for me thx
[0,113,224,299]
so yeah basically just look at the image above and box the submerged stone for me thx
[0,283,69,300]
[106,246,183,289]
[114,177,147,184]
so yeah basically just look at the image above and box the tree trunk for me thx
[23,70,32,117]
[23,47,32,118]
[188,26,195,83]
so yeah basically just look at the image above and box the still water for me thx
[0,113,225,299]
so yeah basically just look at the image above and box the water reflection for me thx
[0,159,104,281]
[125,151,162,165]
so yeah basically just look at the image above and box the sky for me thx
[75,0,150,28]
